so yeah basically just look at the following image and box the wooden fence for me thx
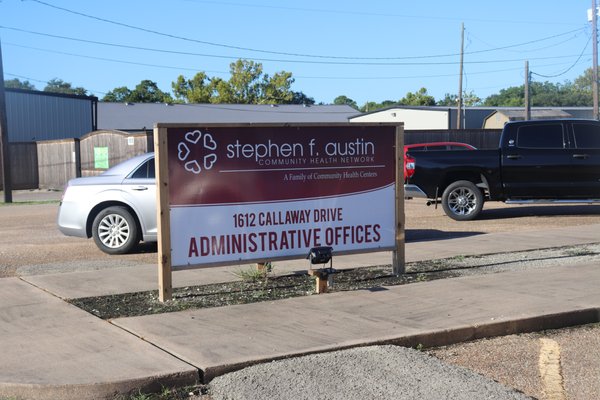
[405,129,502,149]
[2,129,500,191]
[0,142,38,190]
[36,139,80,190]
[79,130,152,177]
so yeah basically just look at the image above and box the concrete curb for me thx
[196,308,600,382]
[112,263,600,384]
[0,278,199,400]
[0,371,198,400]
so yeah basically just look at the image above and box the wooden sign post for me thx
[154,123,404,302]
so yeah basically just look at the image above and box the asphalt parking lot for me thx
[1,191,599,399]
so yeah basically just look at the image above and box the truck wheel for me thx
[441,180,484,221]
[92,206,140,254]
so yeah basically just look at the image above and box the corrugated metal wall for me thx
[5,89,96,142]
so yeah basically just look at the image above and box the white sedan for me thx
[57,153,156,254]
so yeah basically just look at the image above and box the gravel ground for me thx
[431,323,600,400]
[69,243,600,319]
[209,345,531,400]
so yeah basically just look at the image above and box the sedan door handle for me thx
[506,154,522,160]
[132,186,148,191]
[573,154,590,160]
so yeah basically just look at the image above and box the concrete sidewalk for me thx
[113,262,600,382]
[0,278,198,400]
[1,224,599,399]
[3,262,597,399]
[22,223,600,299]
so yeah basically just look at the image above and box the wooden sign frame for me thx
[154,123,404,302]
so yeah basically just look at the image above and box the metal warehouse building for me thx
[5,88,97,142]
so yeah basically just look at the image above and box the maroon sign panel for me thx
[167,125,396,206]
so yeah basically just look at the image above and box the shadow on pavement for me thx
[135,242,158,254]
[477,204,600,220]
[406,230,485,243]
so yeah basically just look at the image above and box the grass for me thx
[115,384,208,400]
[232,262,274,282]
[0,200,59,206]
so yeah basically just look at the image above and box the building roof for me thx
[491,109,572,120]
[6,87,98,101]
[97,103,360,131]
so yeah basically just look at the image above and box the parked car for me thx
[405,119,600,221]
[57,153,157,254]
[404,142,476,182]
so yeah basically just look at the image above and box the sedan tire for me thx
[92,206,140,254]
[441,180,484,221]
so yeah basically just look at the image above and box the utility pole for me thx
[524,61,531,120]
[456,22,464,129]
[593,0,599,120]
[0,38,12,203]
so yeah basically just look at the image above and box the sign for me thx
[94,147,109,169]
[154,123,404,301]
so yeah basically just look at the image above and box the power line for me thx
[25,1,588,61]
[4,72,109,95]
[1,25,591,67]
[467,27,588,54]
[531,33,591,78]
[5,41,590,81]
[179,0,583,26]
[4,39,589,68]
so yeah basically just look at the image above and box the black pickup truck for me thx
[405,119,600,220]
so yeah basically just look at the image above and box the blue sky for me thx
[0,0,595,106]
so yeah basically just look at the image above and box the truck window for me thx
[516,124,564,149]
[572,123,600,149]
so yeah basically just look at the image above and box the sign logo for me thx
[177,130,218,174]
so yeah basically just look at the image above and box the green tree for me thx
[174,60,305,104]
[483,85,524,107]
[437,91,482,107]
[359,100,398,112]
[172,72,215,103]
[399,87,435,106]
[44,78,87,96]
[215,60,264,103]
[102,86,132,102]
[291,91,315,105]
[129,80,173,103]
[333,95,358,109]
[571,67,597,105]
[483,80,588,107]
[102,80,173,103]
[4,78,36,90]
[261,71,295,104]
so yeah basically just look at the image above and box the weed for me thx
[233,262,274,282]
[564,247,596,257]
[123,390,152,400]
[232,267,265,282]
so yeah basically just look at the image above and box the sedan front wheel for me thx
[92,206,140,254]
